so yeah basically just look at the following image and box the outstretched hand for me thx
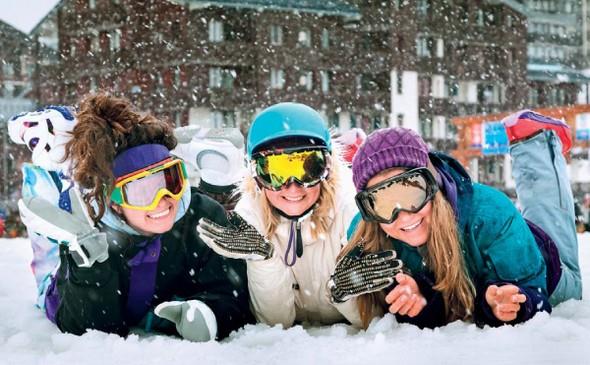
[197,211,274,260]
[328,243,404,303]
[485,284,527,322]
[385,273,427,317]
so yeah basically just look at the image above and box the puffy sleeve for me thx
[235,197,297,328]
[468,186,551,326]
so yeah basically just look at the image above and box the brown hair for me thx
[64,92,176,222]
[341,183,475,328]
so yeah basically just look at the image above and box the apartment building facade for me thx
[33,0,527,141]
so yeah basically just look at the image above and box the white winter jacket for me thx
[234,173,362,329]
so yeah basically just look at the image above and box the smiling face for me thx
[116,196,179,235]
[264,181,321,217]
[367,168,432,247]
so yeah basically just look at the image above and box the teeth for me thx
[401,219,422,231]
[283,196,304,202]
[148,208,170,219]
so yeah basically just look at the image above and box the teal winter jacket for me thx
[348,152,551,327]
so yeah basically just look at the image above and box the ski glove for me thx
[328,242,404,303]
[18,188,108,268]
[155,300,217,342]
[197,211,274,260]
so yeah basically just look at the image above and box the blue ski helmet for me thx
[247,102,332,158]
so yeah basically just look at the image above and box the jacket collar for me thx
[428,152,474,233]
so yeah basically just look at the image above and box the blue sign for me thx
[577,129,590,141]
[482,121,509,155]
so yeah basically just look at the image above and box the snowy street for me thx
[0,234,589,365]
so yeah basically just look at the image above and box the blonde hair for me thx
[341,189,475,328]
[240,148,343,239]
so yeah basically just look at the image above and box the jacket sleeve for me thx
[234,198,297,328]
[51,247,128,336]
[333,191,364,328]
[246,255,297,328]
[394,271,447,329]
[180,193,254,339]
[470,189,551,326]
[474,280,552,327]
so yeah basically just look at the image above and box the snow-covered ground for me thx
[1,235,589,365]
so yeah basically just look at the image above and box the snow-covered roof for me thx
[171,0,360,18]
[527,63,590,83]
[486,0,527,15]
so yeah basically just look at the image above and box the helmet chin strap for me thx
[273,204,316,266]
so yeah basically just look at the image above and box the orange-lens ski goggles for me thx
[252,148,330,191]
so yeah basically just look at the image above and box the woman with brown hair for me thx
[17,93,252,341]
[328,111,581,329]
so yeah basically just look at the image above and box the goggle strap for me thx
[111,186,123,205]
[114,157,176,185]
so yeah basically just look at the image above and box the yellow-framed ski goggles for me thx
[252,147,330,191]
[110,158,188,211]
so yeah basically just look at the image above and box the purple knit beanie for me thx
[352,127,429,191]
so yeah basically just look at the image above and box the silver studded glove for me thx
[328,242,403,303]
[197,211,274,260]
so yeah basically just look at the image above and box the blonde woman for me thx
[329,111,581,329]
[198,103,395,328]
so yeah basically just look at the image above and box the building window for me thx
[91,34,100,53]
[329,113,339,128]
[209,67,221,88]
[420,118,433,138]
[359,73,387,92]
[297,29,311,47]
[209,68,236,90]
[270,25,283,46]
[436,38,444,58]
[321,29,330,49]
[212,110,236,128]
[476,9,485,27]
[270,68,285,89]
[477,84,497,104]
[298,71,313,91]
[417,0,430,16]
[397,72,403,94]
[419,76,431,97]
[397,114,404,127]
[320,70,330,93]
[2,62,14,78]
[174,67,182,87]
[447,81,459,99]
[208,20,224,42]
[173,111,180,127]
[110,29,121,51]
[416,36,431,58]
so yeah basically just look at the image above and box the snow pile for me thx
[1,235,589,364]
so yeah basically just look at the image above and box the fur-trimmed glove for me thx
[197,211,274,260]
[328,242,403,303]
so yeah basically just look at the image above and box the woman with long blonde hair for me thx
[198,103,391,328]
[329,111,581,329]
